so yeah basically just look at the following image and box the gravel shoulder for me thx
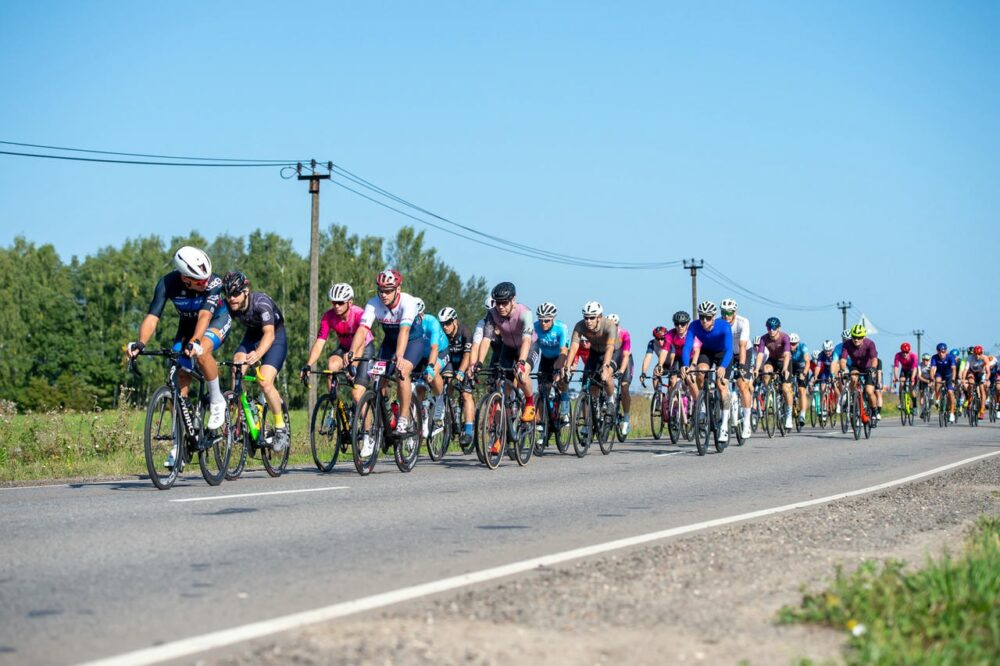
[211,455,1000,666]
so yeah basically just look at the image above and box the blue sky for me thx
[1,1,997,357]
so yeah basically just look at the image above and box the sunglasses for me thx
[721,310,734,317]
[539,318,554,324]
[182,277,208,287]
[583,316,597,321]
[378,288,396,295]
[699,315,713,321]
[331,300,347,306]
[495,299,512,307]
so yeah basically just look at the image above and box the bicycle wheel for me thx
[614,397,628,444]
[198,399,231,486]
[144,386,181,490]
[394,397,421,472]
[969,395,980,427]
[310,394,341,473]
[776,392,788,437]
[573,392,593,457]
[425,399,447,462]
[862,394,872,440]
[260,402,290,477]
[351,390,382,476]
[898,388,907,426]
[599,395,616,455]
[851,392,862,440]
[733,403,746,447]
[224,391,249,480]
[650,391,664,440]
[666,388,681,445]
[764,387,776,439]
[512,415,533,466]
[693,391,710,456]
[533,394,549,457]
[478,392,505,469]
[553,394,571,454]
[712,393,727,453]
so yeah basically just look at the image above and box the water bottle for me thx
[390,401,399,430]
[812,385,821,414]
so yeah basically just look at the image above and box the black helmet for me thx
[223,271,250,297]
[491,281,516,301]
[672,310,691,326]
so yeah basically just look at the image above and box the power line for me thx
[702,262,837,311]
[0,149,293,168]
[0,140,303,163]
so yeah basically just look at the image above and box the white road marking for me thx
[653,451,682,457]
[80,449,1000,666]
[168,486,349,503]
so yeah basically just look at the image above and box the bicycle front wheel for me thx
[650,391,664,440]
[144,386,181,490]
[693,391,709,456]
[478,392,505,469]
[198,402,231,486]
[260,402,290,477]
[224,391,248,480]
[395,398,421,472]
[310,394,341,473]
[351,391,382,476]
[573,392,593,458]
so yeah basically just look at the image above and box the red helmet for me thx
[974,345,983,355]
[652,326,667,340]
[375,269,402,289]
[900,342,911,353]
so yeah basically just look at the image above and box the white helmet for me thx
[752,335,762,346]
[823,339,834,352]
[438,306,458,323]
[582,301,603,317]
[414,297,426,315]
[173,246,212,280]
[607,313,620,326]
[536,302,558,319]
[720,298,738,312]
[696,300,717,318]
[789,333,800,344]
[328,282,354,302]
[484,294,495,309]
[842,328,852,341]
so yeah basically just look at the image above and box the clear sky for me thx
[1,1,997,358]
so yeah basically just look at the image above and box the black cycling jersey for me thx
[230,291,283,333]
[147,271,228,327]
[445,322,473,363]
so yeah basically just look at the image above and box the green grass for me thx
[778,515,1000,665]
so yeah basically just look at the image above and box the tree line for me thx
[0,225,487,411]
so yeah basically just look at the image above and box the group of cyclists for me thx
[124,245,997,473]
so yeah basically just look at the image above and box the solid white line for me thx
[653,451,682,457]
[79,449,1000,666]
[168,486,349,503]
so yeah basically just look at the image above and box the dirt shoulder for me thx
[213,455,1000,666]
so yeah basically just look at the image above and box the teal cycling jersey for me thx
[420,314,449,359]
[533,320,570,359]
[833,343,852,369]
[791,343,810,366]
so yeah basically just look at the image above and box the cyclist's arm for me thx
[781,351,791,375]
[137,314,159,346]
[457,350,471,375]
[641,351,654,375]
[348,325,369,361]
[190,309,213,347]
[304,336,327,367]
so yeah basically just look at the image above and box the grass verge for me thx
[778,514,1000,665]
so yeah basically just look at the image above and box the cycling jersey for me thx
[840,338,878,371]
[929,353,957,377]
[618,328,632,353]
[663,328,698,361]
[420,314,449,360]
[790,343,810,368]
[147,271,229,328]
[533,320,570,359]
[967,355,987,375]
[359,292,423,343]
[918,364,932,380]
[483,304,535,349]
[893,352,918,373]
[571,318,619,354]
[645,339,664,356]
[681,319,733,368]
[445,322,473,364]
[833,343,852,369]
[317,304,373,350]
[758,332,791,365]
[726,315,751,362]
[231,292,283,333]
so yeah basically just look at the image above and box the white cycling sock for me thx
[720,407,730,426]
[207,377,224,403]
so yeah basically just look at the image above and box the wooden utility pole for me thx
[298,161,331,417]
[683,259,704,317]
[837,301,852,332]
[912,329,925,359]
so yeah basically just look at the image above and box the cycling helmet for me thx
[823,339,834,352]
[328,282,354,302]
[438,306,458,323]
[752,335,762,346]
[672,311,691,326]
[921,353,931,360]
[222,271,249,297]
[652,326,668,340]
[484,294,495,309]
[974,345,984,355]
[376,269,402,289]
[967,346,976,355]
[413,297,426,315]
[789,333,800,344]
[900,342,911,353]
[173,246,212,280]
[582,301,603,317]
[849,324,867,339]
[950,348,960,357]
[936,342,947,352]
[720,298,738,312]
[536,302,558,319]
[696,300,717,318]
[607,313,620,326]
[842,329,852,341]
[491,281,516,301]
[766,316,781,330]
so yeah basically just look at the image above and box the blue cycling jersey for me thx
[791,343,810,366]
[419,315,449,359]
[929,353,957,377]
[533,320,570,359]
[833,343,852,368]
[682,319,733,368]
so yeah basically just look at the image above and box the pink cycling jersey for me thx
[317,305,373,349]
[894,351,917,371]
[619,328,632,353]
[664,328,699,358]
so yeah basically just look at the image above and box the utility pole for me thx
[837,301,852,332]
[298,160,332,417]
[912,329,925,359]
[683,259,704,317]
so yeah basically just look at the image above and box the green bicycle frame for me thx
[239,373,262,442]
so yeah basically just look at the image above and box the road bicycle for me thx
[847,370,875,440]
[642,373,668,441]
[665,372,694,445]
[350,360,423,475]
[727,374,749,446]
[434,371,476,458]
[688,367,726,456]
[756,372,781,439]
[966,378,982,427]
[896,377,915,426]
[303,368,355,473]
[534,371,572,456]
[935,381,951,428]
[916,381,933,423]
[130,349,231,490]
[475,366,533,468]
[222,361,290,478]
[572,369,618,457]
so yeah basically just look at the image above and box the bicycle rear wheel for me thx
[573,392,593,457]
[310,394,341,473]
[395,398,421,472]
[260,402,290,477]
[478,392,505,469]
[224,391,249,480]
[144,386,181,490]
[650,391,664,440]
[351,391,382,475]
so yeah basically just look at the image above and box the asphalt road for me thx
[1,419,997,665]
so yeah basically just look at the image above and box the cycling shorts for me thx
[236,326,288,371]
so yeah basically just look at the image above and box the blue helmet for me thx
[766,316,781,330]
[950,348,960,357]
[936,343,947,352]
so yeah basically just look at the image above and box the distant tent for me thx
[857,313,879,335]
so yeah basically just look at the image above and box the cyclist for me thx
[222,271,290,451]
[954,348,968,412]
[963,345,989,419]
[301,282,374,404]
[840,324,880,422]
[680,300,734,443]
[565,301,619,420]
[125,247,231,460]
[892,342,918,415]
[916,353,933,415]
[438,306,475,447]
[473,282,538,424]
[412,297,448,438]
[753,317,793,430]
[639,326,668,389]
[789,333,811,428]
[654,311,699,380]
[469,294,497,367]
[813,340,839,415]
[720,299,752,439]
[350,269,424,442]
[533,302,571,427]
[607,313,634,435]
[928,343,957,423]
